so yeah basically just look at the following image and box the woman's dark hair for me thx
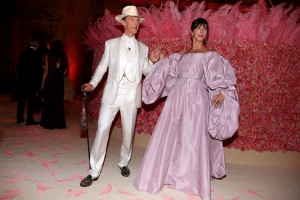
[51,40,64,53]
[51,39,65,57]
[191,18,208,32]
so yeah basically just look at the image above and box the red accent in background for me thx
[112,0,251,12]
[65,0,77,89]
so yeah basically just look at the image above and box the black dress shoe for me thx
[119,166,130,177]
[17,118,25,124]
[26,120,40,126]
[80,175,99,187]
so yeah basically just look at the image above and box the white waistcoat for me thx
[119,36,138,88]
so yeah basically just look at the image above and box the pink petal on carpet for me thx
[2,140,9,145]
[211,188,215,192]
[62,147,71,151]
[99,183,112,195]
[75,159,86,165]
[213,196,225,200]
[4,170,32,181]
[62,174,84,181]
[186,194,198,200]
[18,128,27,132]
[118,189,135,196]
[52,152,64,157]
[269,197,277,200]
[4,150,15,156]
[16,141,27,147]
[161,195,175,200]
[238,190,261,196]
[26,163,35,169]
[30,138,45,142]
[9,170,24,174]
[232,196,241,200]
[36,182,53,190]
[40,159,58,168]
[38,145,53,150]
[67,189,86,197]
[127,199,144,200]
[25,151,40,158]
[49,170,61,176]
[8,162,22,167]
[0,177,23,184]
[0,189,23,200]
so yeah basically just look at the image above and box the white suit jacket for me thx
[89,36,155,108]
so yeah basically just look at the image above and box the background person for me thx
[16,36,42,125]
[40,39,68,129]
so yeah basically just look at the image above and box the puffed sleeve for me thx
[204,52,240,140]
[142,53,180,104]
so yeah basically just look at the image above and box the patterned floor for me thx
[0,94,299,200]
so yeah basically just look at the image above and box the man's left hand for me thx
[150,48,164,63]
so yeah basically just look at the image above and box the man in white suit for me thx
[80,5,162,187]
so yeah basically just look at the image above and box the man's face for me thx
[122,16,140,37]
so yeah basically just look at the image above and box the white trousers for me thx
[89,87,137,177]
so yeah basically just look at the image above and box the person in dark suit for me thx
[16,36,43,125]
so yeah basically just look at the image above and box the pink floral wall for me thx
[83,0,300,152]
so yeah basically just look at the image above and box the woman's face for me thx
[122,16,140,37]
[192,25,208,42]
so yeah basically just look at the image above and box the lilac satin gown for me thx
[133,52,239,200]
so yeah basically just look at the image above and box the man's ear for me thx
[121,20,126,26]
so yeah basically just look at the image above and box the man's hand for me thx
[150,48,164,63]
[81,83,94,92]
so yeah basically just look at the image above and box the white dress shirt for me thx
[119,34,138,89]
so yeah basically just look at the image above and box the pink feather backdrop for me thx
[83,0,300,152]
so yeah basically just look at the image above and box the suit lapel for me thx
[114,37,144,82]
[136,41,143,82]
[119,37,129,72]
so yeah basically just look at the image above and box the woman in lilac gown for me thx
[133,18,240,200]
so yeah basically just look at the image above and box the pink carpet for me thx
[0,94,299,200]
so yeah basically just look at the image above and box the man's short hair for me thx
[29,37,40,47]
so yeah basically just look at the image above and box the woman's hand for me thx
[212,93,224,109]
[81,83,94,92]
[56,58,61,69]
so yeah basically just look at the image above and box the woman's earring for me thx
[204,37,207,42]
[191,33,194,38]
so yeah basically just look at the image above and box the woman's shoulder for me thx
[209,52,229,61]
[180,49,189,54]
[201,51,226,59]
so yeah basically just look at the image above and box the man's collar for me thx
[122,34,135,40]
